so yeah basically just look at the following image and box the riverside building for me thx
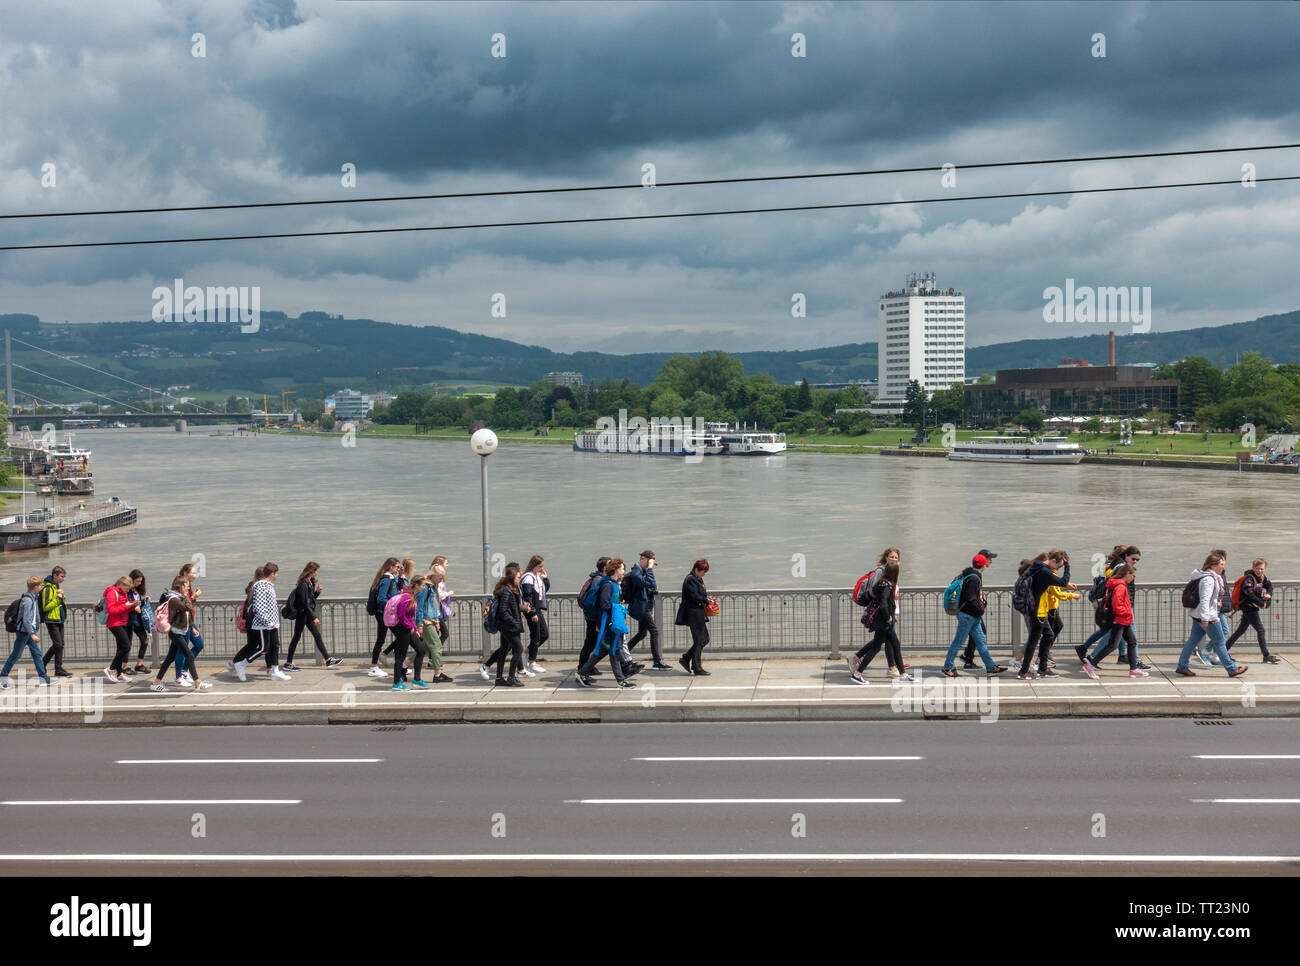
[877,272,966,403]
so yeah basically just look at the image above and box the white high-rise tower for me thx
[877,272,965,401]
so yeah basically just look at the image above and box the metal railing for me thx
[48,583,1299,665]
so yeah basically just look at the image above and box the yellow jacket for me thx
[1037,584,1080,618]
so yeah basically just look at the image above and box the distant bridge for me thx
[6,412,271,428]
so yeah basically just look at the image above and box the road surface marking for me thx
[1193,755,1300,759]
[634,756,921,762]
[1193,798,1300,804]
[115,758,382,765]
[566,798,902,804]
[3,799,301,806]
[0,852,1293,863]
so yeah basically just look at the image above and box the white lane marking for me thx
[1194,798,1300,804]
[115,758,382,765]
[634,756,922,762]
[1193,755,1300,760]
[0,852,1293,863]
[567,798,902,805]
[3,799,301,806]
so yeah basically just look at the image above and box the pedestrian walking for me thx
[389,575,428,690]
[956,549,997,668]
[1019,550,1076,679]
[38,566,71,678]
[128,569,152,674]
[576,557,633,688]
[574,556,610,678]
[1176,552,1246,678]
[416,567,453,683]
[1083,564,1143,677]
[284,562,341,670]
[367,557,401,678]
[381,558,419,667]
[228,563,290,681]
[1225,558,1278,663]
[625,550,669,669]
[851,561,905,682]
[149,577,212,691]
[1,577,50,689]
[486,563,527,687]
[102,575,141,682]
[520,555,550,673]
[1075,546,1145,667]
[942,554,1006,676]
[176,562,206,688]
[675,558,713,676]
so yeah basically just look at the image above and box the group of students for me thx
[363,556,457,690]
[841,544,1281,684]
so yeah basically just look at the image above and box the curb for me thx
[1,698,1296,728]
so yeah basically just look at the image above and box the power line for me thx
[3,175,1296,252]
[10,364,155,414]
[2,142,1295,221]
[10,336,221,414]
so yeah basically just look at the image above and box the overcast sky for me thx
[2,0,1298,353]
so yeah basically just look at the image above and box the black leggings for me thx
[855,625,902,672]
[527,612,549,662]
[1022,614,1055,672]
[489,631,524,680]
[287,616,329,662]
[131,621,150,662]
[371,616,389,664]
[1226,609,1269,656]
[108,625,132,674]
[683,621,710,670]
[233,628,279,668]
[579,620,598,668]
[1092,624,1137,668]
[391,625,427,685]
[158,631,198,679]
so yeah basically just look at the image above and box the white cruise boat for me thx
[948,435,1084,464]
[573,425,724,456]
[704,422,788,455]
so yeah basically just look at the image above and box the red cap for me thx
[972,554,990,567]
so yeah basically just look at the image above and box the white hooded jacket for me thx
[1189,568,1224,622]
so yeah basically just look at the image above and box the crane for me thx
[280,390,296,413]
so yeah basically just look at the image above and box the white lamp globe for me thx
[470,428,499,456]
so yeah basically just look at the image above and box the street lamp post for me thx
[470,428,499,661]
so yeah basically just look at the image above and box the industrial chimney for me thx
[1108,331,1116,367]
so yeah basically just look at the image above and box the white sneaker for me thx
[528,662,545,673]
[478,663,490,681]
[235,660,248,682]
[195,680,213,690]
[173,676,193,688]
[367,666,386,678]
[269,667,292,681]
[520,667,535,678]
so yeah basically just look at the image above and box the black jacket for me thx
[495,586,523,634]
[290,579,321,619]
[869,578,897,628]
[1028,561,1070,606]
[520,573,549,613]
[955,567,985,618]
[674,573,709,628]
[625,564,657,620]
[1238,571,1273,610]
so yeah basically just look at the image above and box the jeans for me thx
[627,612,662,664]
[944,612,995,671]
[1177,618,1236,673]
[176,627,205,678]
[2,632,49,682]
[1225,609,1269,657]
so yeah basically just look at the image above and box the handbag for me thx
[705,596,721,617]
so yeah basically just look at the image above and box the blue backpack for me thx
[581,576,608,621]
[482,594,501,634]
[943,572,978,615]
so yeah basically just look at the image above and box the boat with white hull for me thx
[948,435,1084,464]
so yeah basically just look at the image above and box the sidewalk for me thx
[2,652,1298,726]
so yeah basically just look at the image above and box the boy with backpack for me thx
[1017,550,1076,679]
[1225,558,1278,663]
[941,554,1006,676]
[572,557,610,678]
[1,577,50,689]
[39,567,71,677]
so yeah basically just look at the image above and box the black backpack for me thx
[1094,584,1116,630]
[482,594,501,634]
[1011,566,1036,615]
[1180,576,1202,609]
[1087,572,1108,603]
[365,583,380,617]
[4,598,23,634]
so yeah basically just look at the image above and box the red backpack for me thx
[1231,574,1247,611]
[851,570,877,606]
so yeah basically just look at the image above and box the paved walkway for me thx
[2,651,1298,726]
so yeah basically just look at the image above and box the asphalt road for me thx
[2,719,1298,875]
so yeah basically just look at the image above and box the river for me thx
[2,427,1295,602]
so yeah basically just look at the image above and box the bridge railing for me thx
[48,582,1298,665]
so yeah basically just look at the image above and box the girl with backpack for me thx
[367,557,401,679]
[851,561,905,683]
[849,548,903,674]
[1019,550,1076,679]
[1082,564,1142,677]
[284,562,341,671]
[1075,546,1144,668]
[102,576,141,683]
[149,577,212,691]
[128,570,153,674]
[175,562,206,688]
[520,555,550,674]
[381,558,419,669]
[675,559,713,677]
[576,558,633,687]
[1225,558,1278,663]
[228,563,289,682]
[487,563,527,687]
[388,575,429,691]
[1175,552,1246,678]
